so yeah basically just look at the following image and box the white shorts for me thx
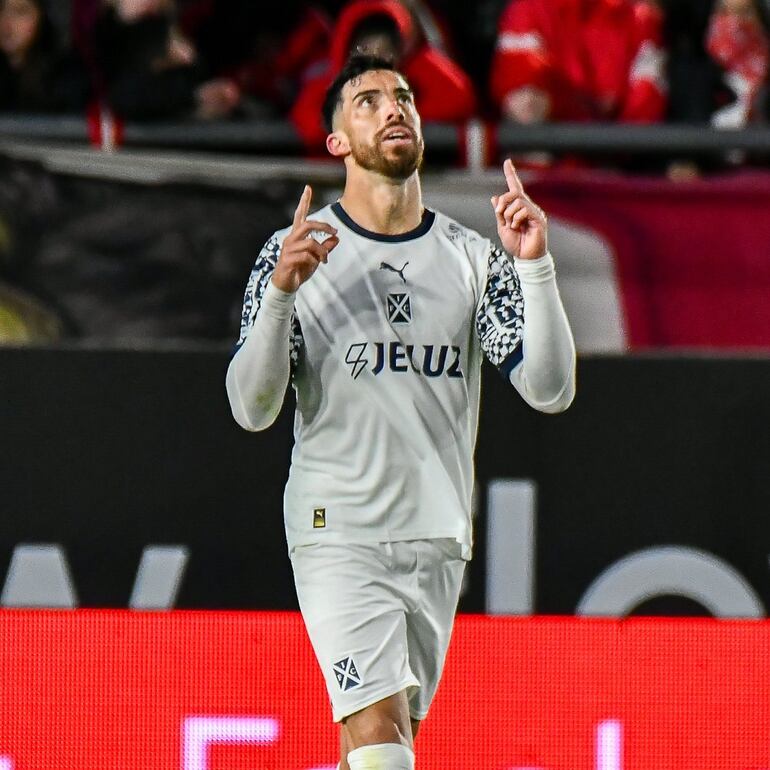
[290,538,466,723]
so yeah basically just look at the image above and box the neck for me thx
[338,165,423,235]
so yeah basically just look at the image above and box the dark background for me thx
[1,348,768,614]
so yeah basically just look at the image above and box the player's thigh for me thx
[405,539,466,720]
[291,542,419,723]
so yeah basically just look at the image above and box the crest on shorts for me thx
[313,508,326,528]
[333,657,362,691]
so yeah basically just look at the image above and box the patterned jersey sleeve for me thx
[235,235,303,373]
[475,245,525,378]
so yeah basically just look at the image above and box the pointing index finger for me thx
[293,185,312,228]
[503,158,523,194]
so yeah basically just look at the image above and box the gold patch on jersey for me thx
[313,508,326,528]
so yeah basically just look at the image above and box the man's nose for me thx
[384,99,406,123]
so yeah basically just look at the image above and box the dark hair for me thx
[321,53,400,132]
[349,13,402,55]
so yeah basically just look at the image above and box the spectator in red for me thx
[706,0,770,127]
[222,5,332,114]
[290,0,477,149]
[397,0,454,53]
[92,0,241,121]
[121,1,332,118]
[0,0,90,112]
[490,0,667,124]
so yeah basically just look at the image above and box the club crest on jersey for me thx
[387,293,412,324]
[333,657,362,691]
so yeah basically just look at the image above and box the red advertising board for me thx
[0,611,769,770]
[528,170,770,349]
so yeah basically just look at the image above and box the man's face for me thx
[0,0,41,62]
[335,69,424,180]
[116,0,170,22]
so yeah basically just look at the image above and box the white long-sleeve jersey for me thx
[227,202,575,558]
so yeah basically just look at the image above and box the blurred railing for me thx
[496,122,770,154]
[2,114,770,168]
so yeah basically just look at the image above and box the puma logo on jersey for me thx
[344,341,464,379]
[379,261,409,283]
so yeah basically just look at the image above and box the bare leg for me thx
[338,690,413,767]
[340,716,419,768]
[339,724,352,770]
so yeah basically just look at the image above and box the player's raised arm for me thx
[491,158,548,261]
[489,160,576,413]
[226,186,338,431]
[272,186,339,293]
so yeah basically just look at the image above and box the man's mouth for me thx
[380,128,414,145]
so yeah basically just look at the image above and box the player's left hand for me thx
[491,158,547,260]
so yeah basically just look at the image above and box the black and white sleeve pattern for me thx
[476,245,525,377]
[236,236,303,372]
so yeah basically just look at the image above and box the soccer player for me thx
[226,54,575,770]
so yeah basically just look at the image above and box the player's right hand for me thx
[271,185,339,293]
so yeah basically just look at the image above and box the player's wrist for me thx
[514,250,548,261]
[269,268,297,294]
[263,277,297,318]
[514,252,555,283]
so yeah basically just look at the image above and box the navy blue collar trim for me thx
[332,201,435,243]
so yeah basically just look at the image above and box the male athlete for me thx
[226,55,575,770]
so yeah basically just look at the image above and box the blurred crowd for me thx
[1,0,770,152]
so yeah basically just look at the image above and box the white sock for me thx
[347,742,415,770]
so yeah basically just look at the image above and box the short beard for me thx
[351,134,424,180]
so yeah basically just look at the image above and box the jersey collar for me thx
[332,202,436,243]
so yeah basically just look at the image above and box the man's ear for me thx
[326,129,350,158]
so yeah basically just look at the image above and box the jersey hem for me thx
[287,532,472,557]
